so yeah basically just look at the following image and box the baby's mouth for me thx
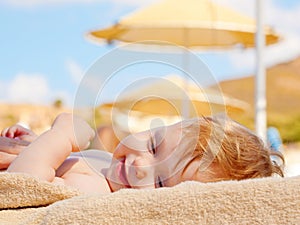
[117,158,131,188]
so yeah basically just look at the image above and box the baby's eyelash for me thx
[156,176,164,188]
[148,134,156,155]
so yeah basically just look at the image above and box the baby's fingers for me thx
[1,125,24,138]
[1,127,14,138]
[1,125,36,140]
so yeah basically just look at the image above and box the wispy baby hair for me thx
[183,116,284,181]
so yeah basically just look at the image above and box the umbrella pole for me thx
[255,0,267,143]
[181,47,190,119]
[181,28,190,119]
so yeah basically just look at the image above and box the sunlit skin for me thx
[105,121,216,192]
[4,113,219,194]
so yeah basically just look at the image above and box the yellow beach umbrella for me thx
[99,75,249,119]
[88,0,279,48]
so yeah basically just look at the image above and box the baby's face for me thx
[105,121,201,192]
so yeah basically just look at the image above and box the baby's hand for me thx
[1,125,38,142]
[52,113,95,152]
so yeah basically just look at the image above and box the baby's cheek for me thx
[128,169,156,189]
[165,174,183,187]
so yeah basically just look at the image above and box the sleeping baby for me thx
[1,113,284,194]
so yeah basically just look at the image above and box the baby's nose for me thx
[135,168,147,179]
[133,157,149,180]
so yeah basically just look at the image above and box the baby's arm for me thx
[7,113,95,182]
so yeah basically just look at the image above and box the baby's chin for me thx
[107,180,128,192]
[109,179,156,191]
[126,180,156,190]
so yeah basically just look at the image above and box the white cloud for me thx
[266,2,300,35]
[111,0,157,6]
[65,59,84,85]
[0,0,155,8]
[1,0,96,8]
[227,33,300,73]
[1,73,51,104]
[0,73,73,106]
[65,59,106,107]
[217,0,255,18]
[265,34,300,66]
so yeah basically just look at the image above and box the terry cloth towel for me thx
[0,172,299,224]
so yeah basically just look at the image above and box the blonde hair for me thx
[184,116,284,181]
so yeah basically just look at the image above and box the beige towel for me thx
[0,172,299,224]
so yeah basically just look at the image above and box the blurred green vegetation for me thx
[231,113,300,143]
[268,114,300,143]
[4,114,18,126]
[53,99,63,108]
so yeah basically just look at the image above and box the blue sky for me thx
[0,0,300,107]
